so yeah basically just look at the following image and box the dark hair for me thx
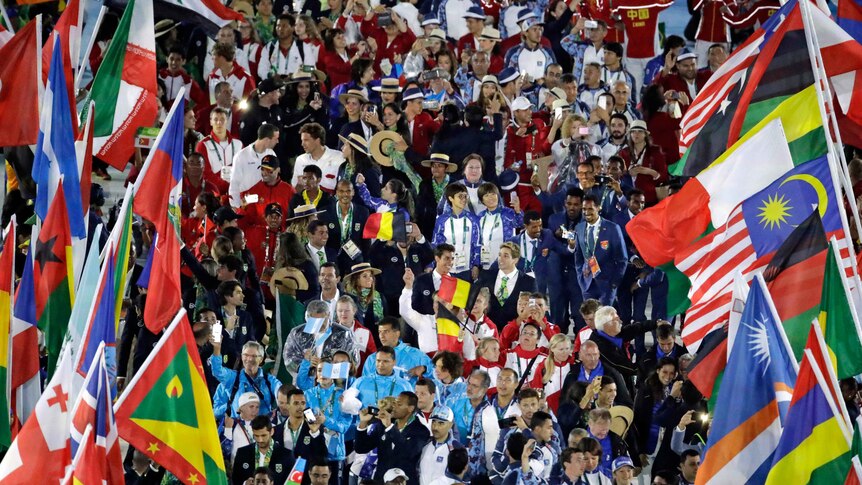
[609,113,629,126]
[222,225,243,242]
[250,415,272,431]
[444,183,468,202]
[680,449,700,464]
[662,35,686,55]
[435,243,456,258]
[378,317,402,333]
[320,261,340,276]
[604,42,624,58]
[518,388,540,402]
[307,219,327,234]
[286,388,305,401]
[399,391,419,409]
[217,280,243,305]
[303,164,323,178]
[257,122,279,140]
[561,448,582,466]
[506,431,528,458]
[377,345,397,359]
[645,357,679,401]
[656,324,676,341]
[324,28,345,51]
[415,377,437,395]
[441,103,461,126]
[653,470,680,485]
[432,351,464,378]
[383,102,412,143]
[212,43,235,62]
[299,122,326,141]
[168,46,186,58]
[277,13,296,24]
[582,194,601,206]
[447,448,469,474]
[530,410,553,429]
[254,467,275,480]
[577,437,603,455]
[218,255,243,275]
[478,181,499,200]
[607,155,626,170]
[561,73,576,85]
[565,186,585,200]
[351,58,374,84]
[464,104,485,127]
[641,84,666,121]
[195,192,220,218]
[523,210,542,225]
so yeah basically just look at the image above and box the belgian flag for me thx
[436,304,463,352]
[438,275,470,309]
[363,212,407,242]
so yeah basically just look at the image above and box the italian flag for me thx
[87,0,157,170]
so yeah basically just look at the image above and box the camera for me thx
[367,406,380,416]
[498,417,517,428]
[377,10,393,27]
[594,174,611,185]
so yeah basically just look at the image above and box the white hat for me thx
[238,392,260,409]
[677,52,697,62]
[511,96,533,111]
[383,469,409,482]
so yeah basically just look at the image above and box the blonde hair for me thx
[561,114,588,140]
[542,333,572,384]
[477,337,500,358]
[499,241,521,260]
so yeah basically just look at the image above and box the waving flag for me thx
[818,241,862,379]
[765,345,853,484]
[106,185,135,326]
[68,344,123,484]
[34,185,75,378]
[838,0,862,44]
[0,221,15,448]
[287,458,307,485]
[76,243,117,387]
[436,304,463,353]
[133,94,185,333]
[10,246,39,435]
[114,309,227,485]
[33,33,86,240]
[0,346,74,484]
[42,0,82,136]
[438,275,471,309]
[0,17,41,147]
[697,275,798,485]
[107,0,243,36]
[86,0,158,169]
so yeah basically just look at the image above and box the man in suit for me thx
[355,391,432,484]
[574,195,628,305]
[613,189,648,328]
[514,211,555,294]
[371,229,435,317]
[412,243,455,316]
[547,187,585,334]
[306,220,338,274]
[232,415,295,485]
[476,242,537,330]
[272,388,329,459]
[319,179,370,275]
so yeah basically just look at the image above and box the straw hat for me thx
[270,267,310,294]
[285,204,326,222]
[421,153,458,173]
[288,68,326,83]
[369,131,405,167]
[372,77,403,93]
[345,262,382,279]
[338,132,370,156]
[338,89,369,106]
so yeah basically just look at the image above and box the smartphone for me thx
[584,19,598,29]
[554,107,563,120]
[498,417,517,428]
[377,10,393,27]
[598,96,607,110]
[301,64,314,73]
[406,223,414,234]
[670,91,680,100]
[510,192,517,202]
[314,92,321,103]
[579,126,591,135]
[212,322,223,343]
[529,298,537,307]
[303,408,317,423]
[423,38,434,47]
[245,193,260,204]
[367,406,380,416]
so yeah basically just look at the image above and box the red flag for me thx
[0,18,41,146]
[142,230,181,333]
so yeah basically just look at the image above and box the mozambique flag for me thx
[436,304,462,353]
[764,210,829,358]
[438,275,470,309]
[818,242,862,379]
[0,221,16,448]
[114,309,227,485]
[765,347,852,484]
[363,212,407,242]
[34,184,74,378]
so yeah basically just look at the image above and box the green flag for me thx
[818,243,862,379]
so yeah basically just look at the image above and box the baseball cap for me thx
[238,392,260,409]
[511,96,533,112]
[612,456,634,472]
[265,203,283,217]
[430,405,455,423]
[383,469,409,482]
[257,78,283,96]
[214,206,243,224]
[421,15,440,27]
[259,154,279,170]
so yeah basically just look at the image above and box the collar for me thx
[500,268,518,279]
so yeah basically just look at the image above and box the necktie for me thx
[317,250,326,267]
[587,225,595,256]
[498,276,509,303]
[527,239,538,271]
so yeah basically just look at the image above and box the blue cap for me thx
[463,5,486,19]
[612,456,634,472]
[498,170,519,191]
[517,8,538,23]
[402,87,425,102]
[430,405,455,423]
[498,67,519,85]
[421,15,440,26]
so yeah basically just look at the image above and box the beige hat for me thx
[270,266,310,294]
[428,28,447,41]
[479,26,501,41]
[338,89,369,106]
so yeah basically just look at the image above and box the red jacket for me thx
[320,48,356,89]
[361,19,417,75]
[245,224,282,278]
[237,180,296,228]
[504,119,552,182]
[500,317,560,351]
[654,70,712,115]
[694,0,732,43]
[620,143,668,205]
[581,0,624,43]
[408,111,441,157]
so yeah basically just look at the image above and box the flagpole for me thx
[0,0,14,34]
[74,5,107,92]
[798,0,862,305]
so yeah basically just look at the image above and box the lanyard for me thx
[521,235,537,268]
[373,377,397,402]
[481,212,501,243]
[271,42,295,76]
[337,204,353,242]
[304,189,323,206]
[494,397,512,420]
[288,424,301,450]
[449,216,469,247]
[209,138,234,167]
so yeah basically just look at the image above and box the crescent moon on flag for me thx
[779,173,828,218]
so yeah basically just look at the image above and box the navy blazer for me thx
[514,228,575,292]
[411,271,439,316]
[476,269,537,329]
[370,239,435,300]
[574,218,628,294]
[232,444,295,485]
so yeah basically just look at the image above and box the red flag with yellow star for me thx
[114,309,226,484]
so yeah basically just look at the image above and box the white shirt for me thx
[494,269,519,300]
[293,147,345,192]
[517,47,550,81]
[307,243,327,271]
[419,440,456,485]
[579,44,606,83]
[444,214,475,273]
[203,40,250,80]
[258,40,316,79]
[321,288,341,321]
[200,134,243,174]
[229,145,276,207]
[479,210,507,270]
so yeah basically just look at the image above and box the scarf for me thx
[432,175,449,203]
[359,288,384,321]
[579,360,604,383]
[386,143,423,189]
[596,330,623,348]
